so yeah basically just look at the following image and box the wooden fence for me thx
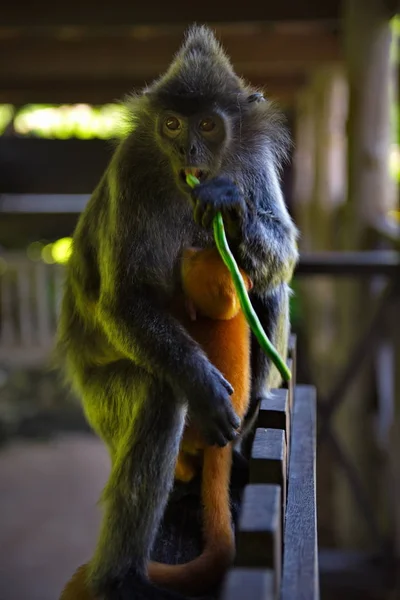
[221,337,319,600]
[0,252,64,366]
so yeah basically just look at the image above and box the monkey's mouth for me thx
[179,167,208,185]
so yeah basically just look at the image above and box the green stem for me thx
[186,173,291,382]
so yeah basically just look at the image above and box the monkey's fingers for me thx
[209,365,234,396]
[213,399,241,434]
[213,413,239,446]
[207,428,229,448]
[221,206,245,238]
[219,376,234,396]
[225,405,241,431]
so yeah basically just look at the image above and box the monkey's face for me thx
[156,110,231,192]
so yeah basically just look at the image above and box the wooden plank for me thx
[250,428,287,521]
[282,358,294,413]
[0,194,90,213]
[387,284,400,558]
[281,385,319,600]
[0,139,112,194]
[0,1,342,27]
[0,75,304,107]
[52,265,65,320]
[0,345,53,367]
[0,270,17,346]
[0,214,79,250]
[295,250,400,277]
[258,390,290,433]
[257,391,291,463]
[16,264,34,346]
[34,262,52,346]
[0,264,19,350]
[289,358,295,410]
[235,483,282,596]
[288,334,297,394]
[0,30,341,81]
[221,568,275,600]
[288,334,297,359]
[0,135,294,195]
[395,289,400,558]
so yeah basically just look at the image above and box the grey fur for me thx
[56,24,298,599]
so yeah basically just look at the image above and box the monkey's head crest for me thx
[123,24,290,177]
[144,25,249,114]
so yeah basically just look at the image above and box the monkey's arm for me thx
[234,197,298,292]
[190,169,296,404]
[94,219,239,446]
[231,163,298,292]
[234,170,296,393]
[191,169,298,293]
[99,290,239,445]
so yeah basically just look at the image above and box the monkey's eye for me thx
[165,116,181,131]
[199,118,216,133]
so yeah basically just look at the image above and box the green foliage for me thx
[289,281,302,326]
[0,104,14,134]
[5,104,127,139]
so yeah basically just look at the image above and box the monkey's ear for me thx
[247,92,265,103]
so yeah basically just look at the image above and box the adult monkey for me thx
[56,24,298,600]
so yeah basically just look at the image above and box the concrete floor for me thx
[0,434,110,600]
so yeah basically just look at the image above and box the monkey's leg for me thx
[81,363,187,599]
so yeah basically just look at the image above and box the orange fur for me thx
[148,247,252,595]
[59,247,252,600]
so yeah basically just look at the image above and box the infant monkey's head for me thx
[181,247,252,320]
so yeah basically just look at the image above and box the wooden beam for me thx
[0,76,305,107]
[0,139,113,194]
[281,386,319,600]
[0,1,342,28]
[0,29,341,84]
[296,251,400,278]
[334,0,395,549]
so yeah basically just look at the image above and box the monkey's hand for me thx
[183,361,240,447]
[190,176,248,241]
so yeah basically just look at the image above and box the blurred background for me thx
[0,1,399,599]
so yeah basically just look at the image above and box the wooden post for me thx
[343,0,394,242]
[292,87,316,250]
[391,289,400,560]
[292,68,348,545]
[293,67,348,375]
[333,0,394,548]
[389,16,400,565]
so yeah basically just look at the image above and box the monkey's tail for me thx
[148,444,235,596]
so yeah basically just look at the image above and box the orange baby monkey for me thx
[59,246,252,600]
[148,246,252,595]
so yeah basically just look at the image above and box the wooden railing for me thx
[0,252,64,366]
[0,249,399,370]
[221,337,319,600]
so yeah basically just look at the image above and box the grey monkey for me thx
[56,24,298,600]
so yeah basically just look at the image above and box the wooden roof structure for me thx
[0,1,352,108]
[0,0,397,232]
